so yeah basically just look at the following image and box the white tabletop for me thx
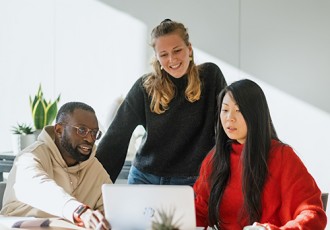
[0,216,83,230]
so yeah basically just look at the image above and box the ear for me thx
[188,43,193,56]
[54,123,63,137]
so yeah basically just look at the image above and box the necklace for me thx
[65,163,81,193]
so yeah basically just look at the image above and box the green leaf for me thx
[45,101,58,126]
[32,100,45,129]
[30,84,60,130]
[30,95,38,114]
[37,84,43,98]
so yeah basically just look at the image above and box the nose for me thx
[169,53,176,62]
[83,131,94,143]
[226,111,235,121]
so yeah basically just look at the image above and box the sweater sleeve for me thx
[13,152,82,221]
[212,62,227,95]
[96,77,146,182]
[200,62,227,97]
[193,151,214,228]
[258,145,327,229]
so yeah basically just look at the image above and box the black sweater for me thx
[96,62,227,181]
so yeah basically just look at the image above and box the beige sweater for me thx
[0,126,112,223]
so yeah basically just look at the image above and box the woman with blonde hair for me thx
[97,19,227,185]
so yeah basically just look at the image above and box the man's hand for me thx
[80,209,111,230]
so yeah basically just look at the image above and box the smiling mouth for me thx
[170,63,181,69]
[79,145,92,153]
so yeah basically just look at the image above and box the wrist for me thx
[73,204,90,226]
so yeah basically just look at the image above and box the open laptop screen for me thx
[102,184,196,230]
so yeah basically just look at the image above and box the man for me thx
[1,102,111,230]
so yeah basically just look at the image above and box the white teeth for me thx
[171,64,180,69]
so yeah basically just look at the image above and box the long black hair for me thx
[208,79,280,228]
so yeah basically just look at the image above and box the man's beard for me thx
[61,131,90,162]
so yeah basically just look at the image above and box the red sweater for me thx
[194,140,327,229]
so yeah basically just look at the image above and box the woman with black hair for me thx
[194,79,327,229]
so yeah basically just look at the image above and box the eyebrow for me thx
[75,124,99,129]
[222,102,238,106]
[159,46,182,53]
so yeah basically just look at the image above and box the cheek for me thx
[239,121,248,136]
[63,131,78,147]
[178,53,189,64]
[220,115,225,126]
[157,56,162,63]
[156,55,166,64]
[159,59,167,67]
[183,48,192,59]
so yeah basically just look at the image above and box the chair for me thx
[0,181,6,210]
[321,193,328,211]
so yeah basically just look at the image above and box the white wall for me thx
[0,0,146,140]
[0,0,329,220]
[240,0,330,113]
[99,0,330,113]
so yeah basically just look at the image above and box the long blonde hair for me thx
[143,19,201,114]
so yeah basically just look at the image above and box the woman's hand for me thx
[245,221,282,230]
[80,209,111,230]
[243,222,267,230]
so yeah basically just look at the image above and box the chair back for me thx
[0,181,6,210]
[321,192,328,211]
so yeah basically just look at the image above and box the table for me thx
[0,217,84,230]
[0,152,15,181]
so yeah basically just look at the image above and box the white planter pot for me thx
[11,134,37,154]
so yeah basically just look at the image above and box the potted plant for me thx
[11,123,34,135]
[29,84,61,132]
[11,123,36,154]
[151,208,181,230]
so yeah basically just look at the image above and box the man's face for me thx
[60,129,90,162]
[57,108,100,165]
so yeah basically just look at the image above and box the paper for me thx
[0,216,49,228]
[0,216,85,230]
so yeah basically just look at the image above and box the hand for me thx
[252,222,281,230]
[243,222,267,230]
[80,209,111,230]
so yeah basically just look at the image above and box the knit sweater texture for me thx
[194,140,327,229]
[1,126,112,223]
[96,62,227,181]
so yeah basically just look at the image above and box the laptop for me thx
[102,184,197,230]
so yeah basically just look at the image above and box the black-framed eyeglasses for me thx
[61,123,102,140]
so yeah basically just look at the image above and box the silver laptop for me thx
[102,184,196,230]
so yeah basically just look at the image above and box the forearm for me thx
[15,155,78,219]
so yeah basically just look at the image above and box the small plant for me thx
[29,84,61,130]
[151,207,181,230]
[11,123,34,135]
